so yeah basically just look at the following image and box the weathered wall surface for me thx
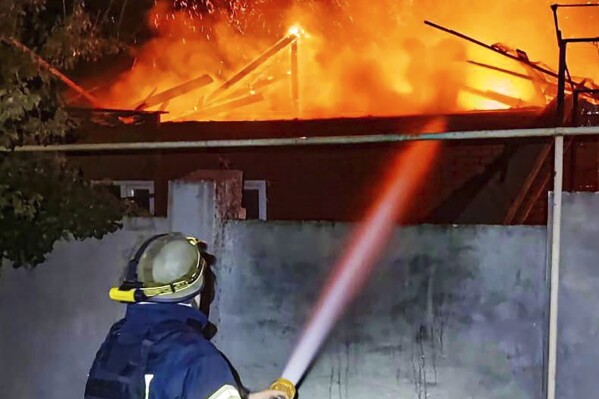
[214,222,547,399]
[2,192,599,399]
[556,193,599,399]
[0,220,166,399]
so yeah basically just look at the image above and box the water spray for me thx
[267,139,441,397]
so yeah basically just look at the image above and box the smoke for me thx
[100,0,598,120]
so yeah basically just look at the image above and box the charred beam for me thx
[462,86,526,108]
[427,144,517,223]
[515,52,551,104]
[64,85,102,104]
[424,20,590,92]
[176,93,264,121]
[5,38,101,107]
[135,75,214,110]
[503,141,553,224]
[517,137,574,224]
[291,39,299,117]
[66,107,163,127]
[504,137,575,224]
[138,87,157,108]
[467,59,548,105]
[219,74,284,102]
[467,60,532,81]
[205,34,298,103]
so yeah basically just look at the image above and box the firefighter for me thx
[85,233,294,399]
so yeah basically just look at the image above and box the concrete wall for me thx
[1,187,599,399]
[556,193,599,399]
[214,222,547,399]
[0,219,167,398]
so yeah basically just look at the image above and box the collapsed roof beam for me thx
[134,74,214,110]
[424,20,589,92]
[4,38,101,107]
[204,33,298,103]
[219,74,285,102]
[462,86,525,108]
[176,93,264,121]
[467,60,533,81]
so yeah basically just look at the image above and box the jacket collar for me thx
[124,302,209,330]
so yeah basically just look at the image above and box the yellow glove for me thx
[247,378,296,399]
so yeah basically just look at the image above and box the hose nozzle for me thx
[269,378,296,399]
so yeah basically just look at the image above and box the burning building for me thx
[65,0,596,120]
[23,0,598,224]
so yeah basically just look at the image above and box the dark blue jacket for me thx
[85,303,242,399]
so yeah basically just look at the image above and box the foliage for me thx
[0,155,137,267]
[0,0,141,268]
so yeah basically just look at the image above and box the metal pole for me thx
[547,135,564,399]
[556,42,568,126]
[1,127,599,153]
[291,40,299,118]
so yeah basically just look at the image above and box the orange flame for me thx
[99,0,598,121]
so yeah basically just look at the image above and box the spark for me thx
[288,25,301,37]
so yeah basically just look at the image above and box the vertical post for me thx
[291,39,299,118]
[572,90,580,127]
[556,42,567,126]
[547,135,564,399]
[551,4,567,127]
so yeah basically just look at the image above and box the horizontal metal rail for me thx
[0,126,599,152]
[552,3,599,8]
[1,127,599,153]
[563,37,599,43]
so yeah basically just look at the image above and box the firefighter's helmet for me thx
[109,233,207,303]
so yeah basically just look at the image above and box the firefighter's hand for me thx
[248,390,289,399]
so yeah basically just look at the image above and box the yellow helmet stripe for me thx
[109,287,136,303]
